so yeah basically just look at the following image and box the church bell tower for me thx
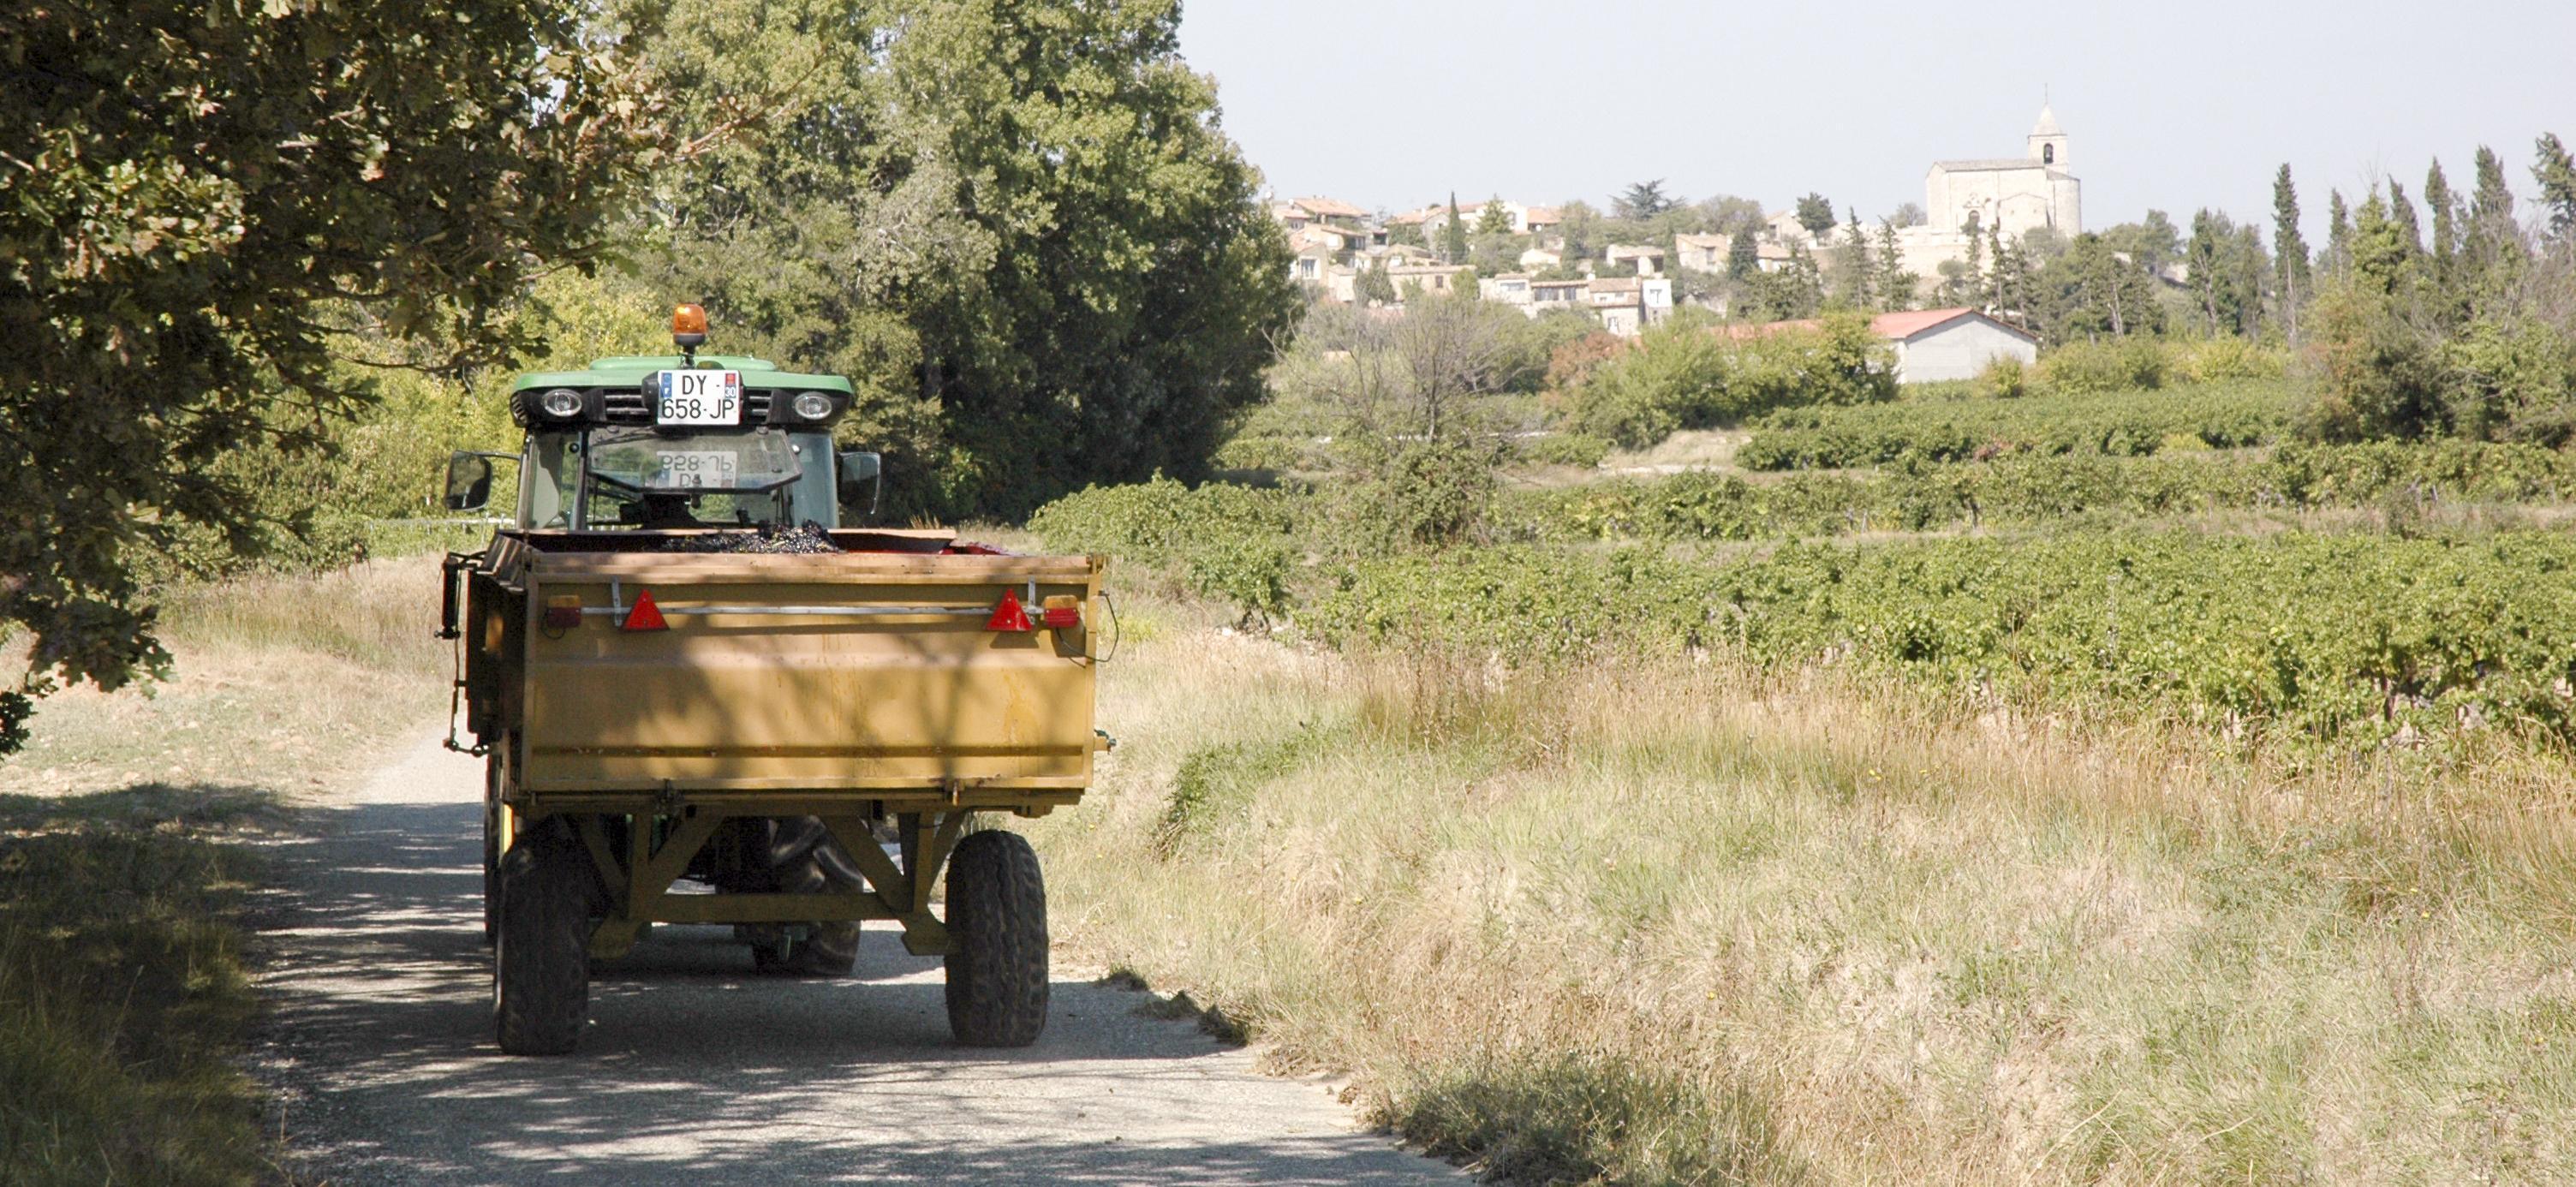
[2028,104,2068,169]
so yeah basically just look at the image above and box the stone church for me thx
[1891,105,2083,278]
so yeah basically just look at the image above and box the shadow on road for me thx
[253,755,1451,1185]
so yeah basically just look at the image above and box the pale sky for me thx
[1178,0,2576,241]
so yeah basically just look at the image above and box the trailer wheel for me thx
[749,817,861,976]
[494,819,593,1055]
[943,829,1048,1047]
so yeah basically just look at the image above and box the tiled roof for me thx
[1292,196,1368,218]
[1869,307,2037,343]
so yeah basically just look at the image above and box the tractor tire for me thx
[480,756,504,945]
[943,829,1049,1047]
[494,819,593,1056]
[748,816,861,977]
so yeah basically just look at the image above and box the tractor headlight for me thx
[539,388,585,420]
[791,392,834,421]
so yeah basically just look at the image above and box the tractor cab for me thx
[442,305,880,530]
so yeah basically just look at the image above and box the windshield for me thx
[521,426,834,530]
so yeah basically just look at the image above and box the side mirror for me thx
[443,452,494,512]
[837,450,883,521]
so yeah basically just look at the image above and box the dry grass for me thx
[1034,605,2576,1184]
[0,556,454,1185]
[1600,429,1747,476]
[9,557,452,801]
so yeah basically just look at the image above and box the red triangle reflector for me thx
[986,588,1033,632]
[622,588,669,631]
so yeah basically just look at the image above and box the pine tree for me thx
[2327,188,2353,277]
[1441,191,1468,265]
[2535,133,2576,242]
[2271,164,2310,341]
[2388,181,2423,257]
[2351,189,2411,295]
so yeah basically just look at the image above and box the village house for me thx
[1673,233,1730,272]
[1285,195,1369,229]
[1518,246,1563,271]
[1386,263,1474,297]
[1603,243,1666,276]
[1870,307,2038,382]
[1736,307,2037,383]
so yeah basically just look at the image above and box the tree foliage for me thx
[1,0,667,745]
[1793,193,1836,238]
[1614,180,1675,220]
[635,0,1298,519]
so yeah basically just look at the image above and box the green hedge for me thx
[1492,441,2576,543]
[1737,380,2300,470]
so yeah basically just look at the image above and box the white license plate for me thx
[653,450,738,488]
[653,370,742,425]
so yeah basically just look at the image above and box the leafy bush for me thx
[1352,438,1506,547]
[1974,355,2030,399]
[2039,338,2168,394]
[1027,475,1305,571]
[1185,537,1295,624]
[2172,336,2290,384]
[1560,313,1895,448]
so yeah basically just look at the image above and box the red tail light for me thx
[622,588,668,631]
[986,589,1033,632]
[1040,595,1082,629]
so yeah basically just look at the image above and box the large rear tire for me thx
[494,819,593,1055]
[943,829,1049,1047]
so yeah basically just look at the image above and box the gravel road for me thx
[254,736,1459,1185]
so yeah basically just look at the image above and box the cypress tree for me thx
[2535,133,2576,242]
[2388,181,2423,257]
[2186,209,2226,332]
[1876,219,1916,311]
[2466,145,2525,292]
[1442,191,1468,265]
[1988,223,2013,323]
[2472,146,2519,230]
[2327,188,2353,277]
[1726,229,1759,280]
[1962,212,1986,309]
[1836,206,1871,306]
[2424,158,2459,266]
[2229,224,2269,338]
[2271,164,2310,340]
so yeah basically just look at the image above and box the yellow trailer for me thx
[437,307,1108,1054]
